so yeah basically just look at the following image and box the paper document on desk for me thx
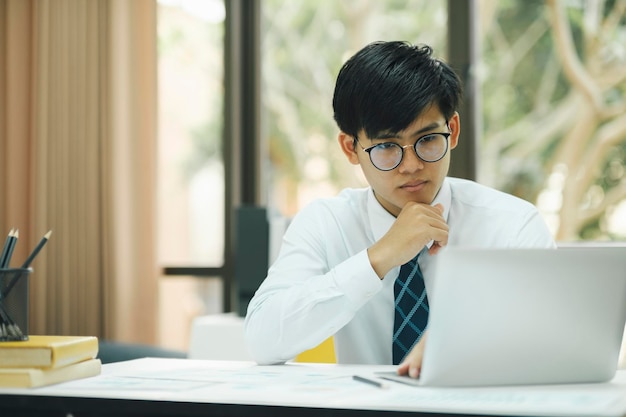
[356,387,626,417]
[28,358,626,417]
[354,371,626,417]
[54,359,386,407]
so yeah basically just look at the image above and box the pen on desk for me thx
[352,375,389,389]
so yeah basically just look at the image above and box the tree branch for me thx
[578,180,626,226]
[484,92,577,155]
[533,53,561,112]
[601,0,626,41]
[546,0,604,112]
[578,112,626,193]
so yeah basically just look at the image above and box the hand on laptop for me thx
[397,331,428,378]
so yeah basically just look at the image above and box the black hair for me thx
[332,41,463,139]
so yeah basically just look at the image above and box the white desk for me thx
[1,358,626,417]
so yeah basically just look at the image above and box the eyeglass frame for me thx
[353,124,451,171]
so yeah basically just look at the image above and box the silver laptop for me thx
[381,246,626,387]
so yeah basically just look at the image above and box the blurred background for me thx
[1,0,625,355]
[157,0,626,350]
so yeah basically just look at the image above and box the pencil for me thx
[0,229,15,268]
[0,229,18,268]
[21,230,52,268]
[3,230,52,298]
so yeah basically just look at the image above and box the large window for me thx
[154,0,626,353]
[261,0,448,216]
[478,1,626,242]
[155,0,450,351]
[157,0,225,350]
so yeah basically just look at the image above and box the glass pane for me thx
[158,276,223,351]
[261,0,448,217]
[157,0,225,267]
[478,0,626,241]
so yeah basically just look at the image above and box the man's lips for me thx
[400,180,427,192]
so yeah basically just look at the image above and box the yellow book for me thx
[0,335,99,369]
[0,358,101,388]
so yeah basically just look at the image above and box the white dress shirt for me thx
[244,177,556,365]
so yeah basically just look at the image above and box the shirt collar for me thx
[368,178,451,244]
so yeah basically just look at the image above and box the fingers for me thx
[428,241,444,255]
[424,204,448,254]
[393,203,448,257]
[405,204,447,255]
[397,332,428,379]
[397,203,448,238]
[397,347,423,379]
[368,203,448,276]
[397,359,421,378]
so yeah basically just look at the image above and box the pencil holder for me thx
[0,267,31,342]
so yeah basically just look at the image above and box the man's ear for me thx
[448,112,460,150]
[338,132,360,165]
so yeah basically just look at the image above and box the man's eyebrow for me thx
[409,121,445,136]
[372,121,444,140]
[371,132,400,140]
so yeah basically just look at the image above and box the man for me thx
[244,41,555,378]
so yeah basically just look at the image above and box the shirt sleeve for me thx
[244,203,383,365]
[509,207,557,248]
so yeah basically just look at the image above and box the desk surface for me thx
[1,358,626,417]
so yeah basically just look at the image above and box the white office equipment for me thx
[187,313,252,361]
[418,247,626,387]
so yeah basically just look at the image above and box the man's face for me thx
[339,105,460,217]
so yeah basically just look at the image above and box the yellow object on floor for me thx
[295,337,336,363]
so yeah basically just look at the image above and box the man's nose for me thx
[397,144,424,173]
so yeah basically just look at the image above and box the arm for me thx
[245,200,448,365]
[244,204,382,364]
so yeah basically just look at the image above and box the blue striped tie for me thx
[392,254,429,365]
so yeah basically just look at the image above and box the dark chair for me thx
[97,340,187,364]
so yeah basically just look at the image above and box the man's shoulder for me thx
[294,187,370,222]
[445,178,554,247]
[447,177,536,211]
[305,187,370,210]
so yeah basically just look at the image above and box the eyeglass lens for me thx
[369,134,448,170]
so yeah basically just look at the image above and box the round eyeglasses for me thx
[355,132,451,171]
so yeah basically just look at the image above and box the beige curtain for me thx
[0,0,158,344]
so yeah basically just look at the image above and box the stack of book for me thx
[0,335,101,388]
